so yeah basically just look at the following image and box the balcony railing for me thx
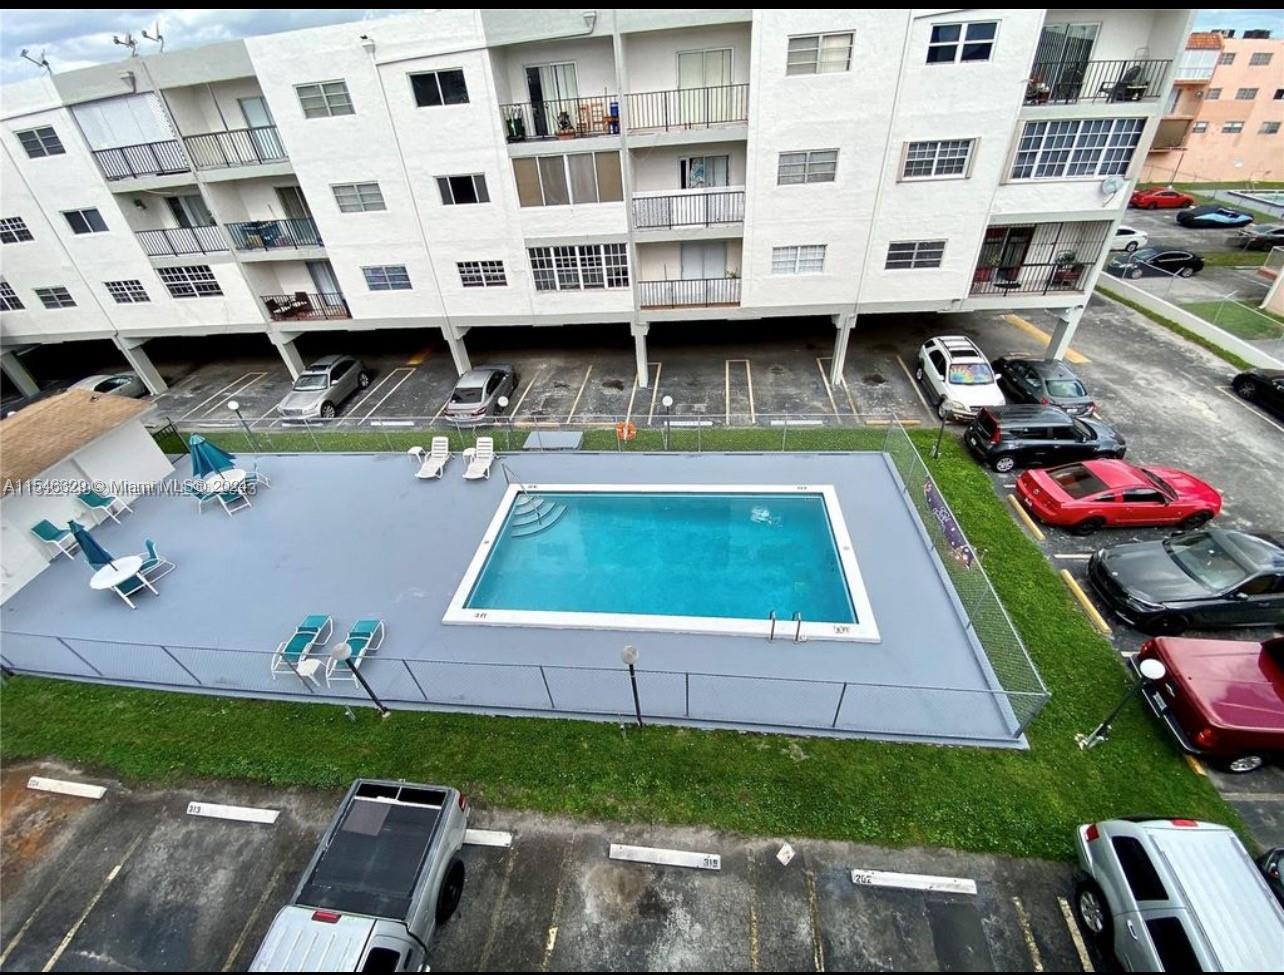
[633,190,745,230]
[1024,58,1171,105]
[970,262,1091,297]
[227,218,322,252]
[135,225,228,257]
[500,95,619,142]
[625,84,749,132]
[638,277,741,309]
[183,125,288,170]
[262,292,349,322]
[92,140,189,181]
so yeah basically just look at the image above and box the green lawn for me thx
[1181,300,1284,342]
[1200,250,1270,269]
[1095,287,1256,372]
[0,432,1235,861]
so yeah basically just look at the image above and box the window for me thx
[1145,918,1202,971]
[1110,836,1168,901]
[34,286,75,308]
[457,261,507,288]
[1011,118,1144,179]
[332,182,386,212]
[771,245,827,274]
[436,174,489,206]
[63,208,107,235]
[0,217,33,243]
[1223,121,1245,133]
[512,152,622,207]
[157,265,222,298]
[362,265,412,290]
[886,240,946,269]
[528,244,629,291]
[16,126,64,158]
[1219,52,1236,65]
[1262,121,1282,135]
[0,280,23,311]
[1276,89,1284,100]
[1251,52,1274,66]
[927,22,997,64]
[1206,87,1222,100]
[1193,121,1209,133]
[777,149,839,184]
[1236,88,1259,100]
[902,140,974,179]
[105,279,149,304]
[410,69,468,107]
[295,80,354,118]
[786,33,853,75]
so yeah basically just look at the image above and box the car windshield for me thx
[1047,464,1105,499]
[293,373,329,391]
[451,386,483,405]
[947,362,994,385]
[1045,378,1086,398]
[1163,532,1252,591]
[1131,247,1161,262]
[1140,468,1176,498]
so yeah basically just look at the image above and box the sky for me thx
[1,8,1282,84]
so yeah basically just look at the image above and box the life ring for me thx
[615,421,637,441]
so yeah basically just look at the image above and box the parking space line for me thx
[539,837,575,973]
[1007,494,1046,541]
[815,357,841,417]
[1059,569,1112,636]
[509,368,543,420]
[1214,386,1284,434]
[178,372,265,420]
[358,368,417,424]
[197,372,267,418]
[1057,897,1094,972]
[346,367,414,424]
[1184,754,1207,777]
[1011,896,1044,973]
[0,842,97,967]
[894,355,934,415]
[747,854,761,972]
[1001,314,1090,364]
[566,365,593,422]
[726,359,755,424]
[477,848,519,971]
[647,362,664,424]
[222,863,287,971]
[42,830,146,972]
[626,363,660,425]
[804,869,826,972]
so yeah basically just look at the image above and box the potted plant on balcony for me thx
[504,110,527,143]
[555,111,576,139]
[1051,250,1085,287]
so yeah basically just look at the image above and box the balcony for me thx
[972,223,1109,297]
[183,125,288,171]
[226,218,322,252]
[262,292,349,322]
[500,95,619,143]
[633,190,745,230]
[1023,59,1171,105]
[135,226,228,257]
[638,277,740,309]
[92,140,189,181]
[625,85,749,132]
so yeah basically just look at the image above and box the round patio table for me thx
[205,468,247,493]
[89,556,156,609]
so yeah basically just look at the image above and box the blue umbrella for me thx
[188,434,237,479]
[69,520,116,570]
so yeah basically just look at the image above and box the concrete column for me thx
[270,332,306,379]
[111,335,168,395]
[0,350,39,398]
[830,313,856,387]
[442,323,471,376]
[1047,305,1085,362]
[631,322,650,389]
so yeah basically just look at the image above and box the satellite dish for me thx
[1101,175,1125,196]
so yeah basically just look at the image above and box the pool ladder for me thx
[767,611,804,643]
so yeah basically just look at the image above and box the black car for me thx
[992,356,1094,416]
[1232,368,1284,420]
[1233,224,1284,251]
[1104,246,1204,280]
[1088,529,1284,635]
[1260,849,1284,908]
[1176,204,1254,229]
[963,404,1125,473]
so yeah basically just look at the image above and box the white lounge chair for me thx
[415,437,451,479]
[325,618,385,685]
[463,437,495,480]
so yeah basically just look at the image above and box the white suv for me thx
[915,336,1006,421]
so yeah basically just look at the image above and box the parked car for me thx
[1261,848,1284,907]
[1232,368,1284,420]
[1073,817,1284,971]
[1176,204,1254,229]
[992,356,1094,415]
[1088,528,1284,634]
[1129,187,1196,210]
[1109,225,1149,253]
[275,355,369,420]
[914,336,1005,421]
[1016,459,1221,535]
[963,405,1125,474]
[71,372,148,398]
[1232,223,1284,251]
[1104,246,1204,280]
[1134,635,1283,773]
[443,364,518,426]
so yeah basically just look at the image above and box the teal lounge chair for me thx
[325,618,385,685]
[78,489,132,524]
[271,615,333,683]
[32,520,79,560]
[137,539,176,582]
[184,482,217,513]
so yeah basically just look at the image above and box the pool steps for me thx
[510,495,568,538]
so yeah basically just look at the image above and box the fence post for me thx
[305,417,321,452]
[159,645,202,685]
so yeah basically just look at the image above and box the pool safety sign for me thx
[924,480,975,568]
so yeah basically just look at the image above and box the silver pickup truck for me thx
[250,779,468,972]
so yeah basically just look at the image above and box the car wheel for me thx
[1234,378,1257,400]
[1179,511,1213,531]
[1220,753,1266,774]
[993,455,1016,474]
[1073,878,1112,946]
[1177,267,1195,278]
[1145,202,1157,210]
[436,858,465,924]
[357,371,371,388]
[1128,267,1143,280]
[915,367,925,383]
[1125,241,1139,253]
[320,401,336,419]
[1070,517,1106,536]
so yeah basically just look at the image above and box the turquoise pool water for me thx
[465,492,857,623]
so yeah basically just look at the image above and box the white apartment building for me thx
[0,8,1192,396]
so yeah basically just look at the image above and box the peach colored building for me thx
[1144,30,1284,183]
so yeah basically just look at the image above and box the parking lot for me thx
[1,760,1101,972]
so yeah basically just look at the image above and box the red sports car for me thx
[1129,187,1196,210]
[1016,459,1221,535]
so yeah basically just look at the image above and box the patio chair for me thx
[415,437,451,480]
[271,614,333,682]
[184,481,218,513]
[32,520,79,560]
[138,538,176,582]
[78,489,132,524]
[244,461,272,492]
[326,618,385,685]
[219,488,252,516]
[463,436,495,480]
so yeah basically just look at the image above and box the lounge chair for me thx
[326,618,385,685]
[184,481,218,513]
[244,460,272,491]
[78,489,132,524]
[219,488,251,515]
[271,614,333,683]
[463,436,495,480]
[32,520,79,560]
[415,437,451,479]
[138,539,176,582]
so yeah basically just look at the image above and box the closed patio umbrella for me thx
[188,434,237,479]
[69,520,116,570]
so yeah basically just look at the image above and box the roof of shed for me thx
[0,389,151,484]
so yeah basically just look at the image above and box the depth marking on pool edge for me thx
[849,868,976,895]
[610,843,721,871]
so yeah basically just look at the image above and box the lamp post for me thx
[329,642,391,718]
[661,395,674,450]
[621,644,643,727]
[1076,657,1166,749]
[227,399,260,453]
[497,395,510,449]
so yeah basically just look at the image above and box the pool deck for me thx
[1,450,1027,748]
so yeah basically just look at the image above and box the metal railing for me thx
[227,217,322,251]
[625,84,749,131]
[1024,58,1171,105]
[633,190,745,229]
[135,225,229,257]
[183,125,288,170]
[261,292,349,322]
[92,140,190,180]
[499,95,619,142]
[971,262,1092,296]
[638,277,741,309]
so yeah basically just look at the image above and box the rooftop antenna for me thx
[141,22,164,53]
[113,32,139,57]
[19,48,52,75]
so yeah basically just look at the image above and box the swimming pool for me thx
[444,484,879,642]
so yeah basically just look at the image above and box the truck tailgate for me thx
[249,906,374,972]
